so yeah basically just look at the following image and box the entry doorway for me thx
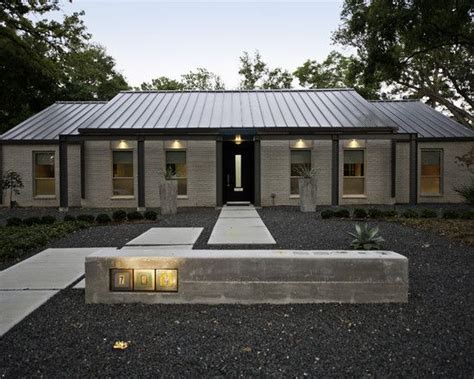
[223,141,254,204]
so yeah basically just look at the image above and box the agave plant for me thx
[347,223,385,250]
[295,164,317,178]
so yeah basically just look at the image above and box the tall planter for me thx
[159,180,178,215]
[298,177,317,212]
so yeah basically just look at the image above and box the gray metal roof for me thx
[80,89,395,130]
[371,100,474,139]
[0,101,106,140]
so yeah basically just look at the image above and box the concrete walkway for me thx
[208,206,276,245]
[0,248,113,336]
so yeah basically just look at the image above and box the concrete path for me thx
[208,206,276,245]
[125,227,203,247]
[0,248,113,336]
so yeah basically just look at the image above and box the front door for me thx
[223,141,254,203]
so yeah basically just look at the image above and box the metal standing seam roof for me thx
[371,100,474,139]
[78,89,396,130]
[0,101,106,141]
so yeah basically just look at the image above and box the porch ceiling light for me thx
[295,139,305,148]
[348,139,360,148]
[171,139,182,149]
[117,140,129,149]
[234,134,242,145]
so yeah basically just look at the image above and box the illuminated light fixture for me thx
[295,139,306,148]
[171,139,182,149]
[234,134,242,145]
[117,140,129,149]
[348,139,360,148]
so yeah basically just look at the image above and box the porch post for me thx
[216,137,223,207]
[331,135,339,206]
[59,137,68,211]
[409,133,418,205]
[391,139,397,198]
[0,144,3,205]
[80,140,85,199]
[254,137,261,207]
[137,137,145,210]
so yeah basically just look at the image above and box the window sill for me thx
[342,195,367,199]
[177,195,188,200]
[34,195,56,200]
[289,195,300,199]
[111,196,135,200]
[420,193,443,197]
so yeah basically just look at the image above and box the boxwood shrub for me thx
[401,209,418,218]
[96,214,111,224]
[420,208,438,218]
[333,208,350,218]
[460,210,474,220]
[368,208,384,219]
[76,214,95,223]
[63,214,76,222]
[127,211,144,221]
[442,210,460,219]
[6,217,22,227]
[112,210,127,222]
[353,208,367,219]
[320,209,334,219]
[383,209,398,218]
[144,210,158,221]
[22,217,42,226]
[40,215,56,225]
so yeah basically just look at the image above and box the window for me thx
[166,151,187,196]
[34,152,55,196]
[343,150,365,195]
[421,150,442,195]
[113,151,134,196]
[290,150,311,195]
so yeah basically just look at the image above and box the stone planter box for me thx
[159,180,177,215]
[298,177,316,212]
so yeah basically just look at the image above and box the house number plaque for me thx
[110,268,178,292]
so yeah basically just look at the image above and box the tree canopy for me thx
[138,68,224,91]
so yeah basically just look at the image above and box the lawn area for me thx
[0,207,472,377]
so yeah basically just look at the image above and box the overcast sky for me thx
[61,1,345,88]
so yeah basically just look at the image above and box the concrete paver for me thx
[126,227,203,246]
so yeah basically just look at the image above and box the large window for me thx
[113,151,134,196]
[421,150,442,195]
[34,152,55,196]
[290,150,311,195]
[166,151,187,196]
[343,150,365,195]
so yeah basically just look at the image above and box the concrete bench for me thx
[85,249,408,304]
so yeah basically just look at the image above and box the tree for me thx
[239,51,293,89]
[138,77,185,91]
[333,0,473,127]
[181,68,225,90]
[294,51,379,98]
[2,170,24,208]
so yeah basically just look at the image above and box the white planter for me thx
[159,180,178,215]
[298,177,317,212]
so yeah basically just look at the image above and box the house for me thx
[0,89,473,210]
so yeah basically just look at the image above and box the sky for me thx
[59,0,346,88]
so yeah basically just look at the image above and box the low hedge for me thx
[144,210,158,221]
[383,209,398,218]
[40,215,56,225]
[112,210,127,222]
[127,211,144,221]
[6,217,22,227]
[96,213,112,224]
[63,214,76,222]
[77,214,95,223]
[333,208,350,218]
[442,210,460,219]
[368,208,384,219]
[22,217,41,226]
[460,210,474,220]
[401,209,418,218]
[0,221,92,259]
[320,209,334,219]
[420,208,437,218]
[353,208,367,218]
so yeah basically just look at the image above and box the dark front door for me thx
[223,141,254,203]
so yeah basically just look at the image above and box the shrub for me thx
[96,213,111,224]
[347,223,385,250]
[6,217,22,227]
[460,210,474,220]
[333,208,350,218]
[63,214,76,222]
[401,209,418,219]
[353,208,367,219]
[442,210,460,219]
[453,178,474,205]
[112,210,127,222]
[127,211,143,221]
[40,215,56,225]
[22,217,41,226]
[321,209,334,219]
[420,208,438,218]
[76,214,95,223]
[368,208,384,219]
[144,210,158,221]
[383,209,398,218]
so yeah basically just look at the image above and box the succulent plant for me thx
[347,223,385,250]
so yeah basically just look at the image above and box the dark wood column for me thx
[59,137,68,211]
[254,137,261,207]
[216,137,223,207]
[331,135,339,206]
[391,139,397,198]
[137,138,145,210]
[409,133,418,205]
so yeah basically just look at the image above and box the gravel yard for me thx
[0,207,472,377]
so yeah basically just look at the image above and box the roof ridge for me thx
[119,88,356,94]
[55,101,108,104]
[369,99,421,103]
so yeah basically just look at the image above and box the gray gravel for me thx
[0,206,472,377]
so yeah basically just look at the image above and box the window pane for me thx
[344,150,364,177]
[421,151,441,176]
[35,179,55,196]
[343,177,365,195]
[421,177,440,194]
[177,178,187,196]
[290,178,299,195]
[166,151,187,177]
[35,153,55,178]
[113,178,134,196]
[113,151,133,178]
[290,150,311,176]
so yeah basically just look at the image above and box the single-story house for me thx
[0,89,473,210]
